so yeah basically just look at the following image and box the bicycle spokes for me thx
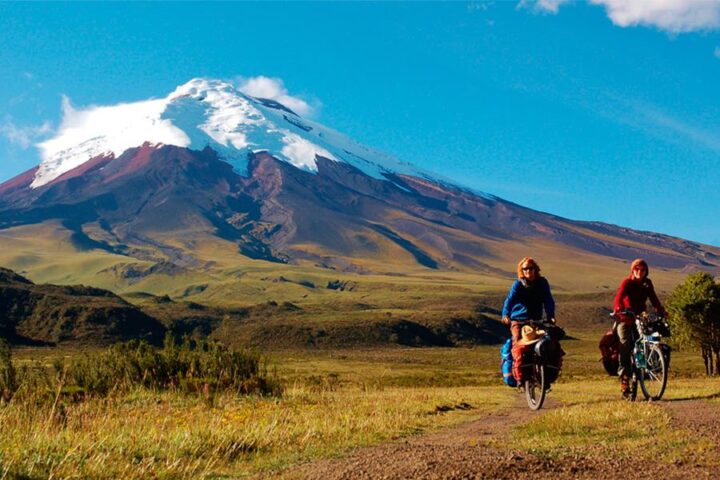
[639,346,668,401]
[525,363,546,410]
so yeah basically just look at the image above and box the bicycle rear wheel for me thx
[639,345,668,401]
[525,364,546,410]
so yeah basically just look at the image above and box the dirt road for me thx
[274,397,720,480]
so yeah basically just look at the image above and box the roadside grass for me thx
[3,341,518,479]
[3,336,719,478]
[0,383,510,479]
[510,377,720,467]
[272,347,505,389]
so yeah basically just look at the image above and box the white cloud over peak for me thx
[236,76,314,117]
[45,94,190,155]
[0,118,53,149]
[529,0,720,33]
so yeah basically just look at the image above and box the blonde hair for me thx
[517,257,541,280]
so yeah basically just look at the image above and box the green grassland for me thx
[0,220,693,351]
[0,220,688,308]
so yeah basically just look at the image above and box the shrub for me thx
[60,334,283,397]
[1,335,282,402]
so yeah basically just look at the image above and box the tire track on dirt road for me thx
[270,396,720,480]
[270,396,586,480]
[663,397,720,466]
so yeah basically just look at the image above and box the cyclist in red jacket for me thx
[613,258,666,397]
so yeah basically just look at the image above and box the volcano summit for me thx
[31,78,429,188]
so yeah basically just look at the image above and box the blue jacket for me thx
[502,277,555,321]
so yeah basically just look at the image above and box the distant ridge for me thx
[0,267,165,345]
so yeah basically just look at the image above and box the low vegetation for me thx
[0,336,280,403]
[2,271,720,478]
[3,331,720,479]
[0,339,16,402]
[0,350,509,478]
[509,377,720,472]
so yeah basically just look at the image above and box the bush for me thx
[60,334,282,397]
[1,335,282,402]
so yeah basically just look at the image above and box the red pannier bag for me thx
[511,342,531,383]
[599,329,619,376]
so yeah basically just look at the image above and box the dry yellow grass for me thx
[0,384,510,479]
[3,342,720,479]
[509,377,720,468]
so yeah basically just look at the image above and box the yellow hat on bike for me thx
[519,325,546,345]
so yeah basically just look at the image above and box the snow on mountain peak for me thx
[33,96,190,188]
[31,77,423,188]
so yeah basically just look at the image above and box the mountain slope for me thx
[0,78,717,300]
[1,143,717,276]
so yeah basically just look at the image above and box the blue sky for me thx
[1,1,719,246]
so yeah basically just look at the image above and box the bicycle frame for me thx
[613,311,670,401]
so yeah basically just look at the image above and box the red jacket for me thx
[613,277,664,316]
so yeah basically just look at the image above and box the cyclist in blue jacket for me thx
[502,257,556,338]
[502,257,559,382]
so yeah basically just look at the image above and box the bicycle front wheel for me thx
[639,345,668,401]
[525,364,546,410]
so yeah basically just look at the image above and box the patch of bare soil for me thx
[268,396,720,480]
[665,397,720,461]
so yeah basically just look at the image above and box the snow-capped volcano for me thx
[1,77,718,278]
[33,78,420,188]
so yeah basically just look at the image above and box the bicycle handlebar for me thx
[609,310,665,321]
[518,319,557,329]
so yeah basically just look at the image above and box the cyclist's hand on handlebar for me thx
[502,316,510,326]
